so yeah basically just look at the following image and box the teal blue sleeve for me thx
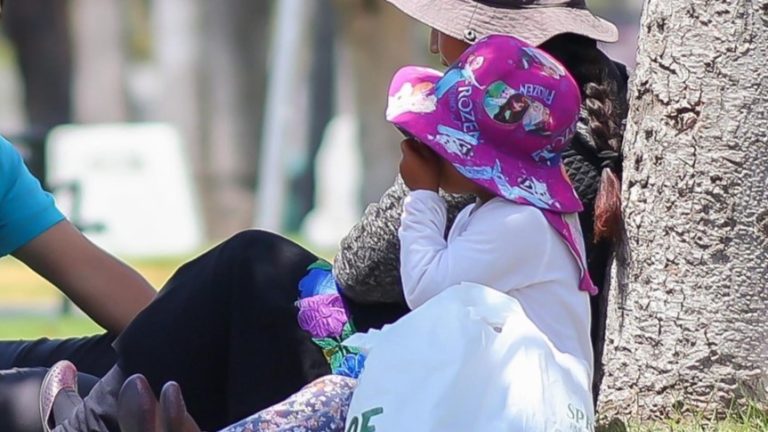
[0,136,65,256]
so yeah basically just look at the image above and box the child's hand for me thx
[400,139,440,192]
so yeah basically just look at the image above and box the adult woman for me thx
[47,1,628,431]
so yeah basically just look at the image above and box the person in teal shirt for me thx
[0,136,66,256]
[0,136,157,431]
[0,136,156,334]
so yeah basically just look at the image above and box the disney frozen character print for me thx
[484,81,554,134]
[454,160,560,209]
[519,46,567,79]
[428,124,479,158]
[386,78,438,120]
[531,143,561,166]
[434,54,485,98]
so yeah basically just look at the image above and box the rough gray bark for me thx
[598,0,768,421]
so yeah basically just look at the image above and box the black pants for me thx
[5,228,610,431]
[0,335,115,432]
[2,232,406,432]
[0,334,116,377]
[113,231,338,431]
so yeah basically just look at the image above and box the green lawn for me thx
[600,408,768,431]
[0,315,102,339]
[0,254,185,339]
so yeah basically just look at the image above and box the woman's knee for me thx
[222,230,295,259]
[221,230,317,272]
[166,230,295,290]
[145,230,316,320]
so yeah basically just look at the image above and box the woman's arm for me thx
[13,220,156,334]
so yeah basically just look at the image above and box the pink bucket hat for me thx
[387,34,597,294]
[386,34,583,214]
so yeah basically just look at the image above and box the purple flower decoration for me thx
[334,353,367,378]
[298,267,339,299]
[297,294,347,338]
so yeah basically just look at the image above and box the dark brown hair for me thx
[540,34,626,244]
[494,93,529,124]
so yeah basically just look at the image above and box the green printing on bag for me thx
[566,403,594,431]
[346,407,384,432]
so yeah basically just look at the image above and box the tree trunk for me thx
[335,0,427,205]
[598,0,768,421]
[288,0,337,231]
[200,0,273,238]
[151,0,207,233]
[70,0,129,123]
[3,0,73,183]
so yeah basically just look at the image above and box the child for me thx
[392,35,597,384]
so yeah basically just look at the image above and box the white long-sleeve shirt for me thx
[398,190,594,386]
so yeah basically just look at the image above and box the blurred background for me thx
[0,0,643,338]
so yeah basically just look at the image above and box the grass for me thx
[599,404,768,431]
[0,315,102,339]
[0,254,187,339]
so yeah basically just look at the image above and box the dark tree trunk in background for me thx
[3,0,73,183]
[201,0,273,239]
[288,0,337,231]
[598,0,768,422]
[70,0,128,124]
[152,0,205,232]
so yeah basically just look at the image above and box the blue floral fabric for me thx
[296,260,366,379]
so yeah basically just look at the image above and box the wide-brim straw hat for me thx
[387,0,619,46]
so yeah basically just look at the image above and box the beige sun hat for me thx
[386,0,619,47]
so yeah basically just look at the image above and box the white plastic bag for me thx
[343,283,595,432]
